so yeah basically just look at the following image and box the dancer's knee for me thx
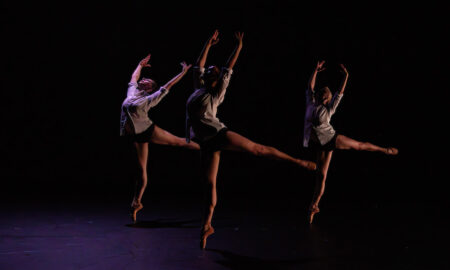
[315,171,327,181]
[164,137,184,147]
[204,177,217,188]
[136,165,147,176]
[208,199,217,209]
[250,144,269,156]
[356,142,370,151]
[176,140,187,147]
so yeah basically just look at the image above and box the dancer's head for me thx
[315,86,332,105]
[202,65,221,90]
[138,77,158,93]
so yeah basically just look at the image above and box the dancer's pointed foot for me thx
[385,147,398,155]
[298,159,317,171]
[200,225,215,250]
[130,201,143,224]
[308,206,320,224]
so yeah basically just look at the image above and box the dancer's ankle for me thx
[202,224,212,231]
[131,199,141,207]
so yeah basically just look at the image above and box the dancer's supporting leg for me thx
[309,150,333,224]
[223,131,317,170]
[200,150,220,249]
[131,142,148,223]
[308,135,398,224]
[131,126,199,223]
[150,125,200,150]
[336,135,398,155]
[199,130,316,248]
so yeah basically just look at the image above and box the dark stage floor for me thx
[1,197,448,270]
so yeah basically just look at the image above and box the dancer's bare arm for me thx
[162,62,192,90]
[329,64,348,114]
[144,62,192,109]
[338,64,349,95]
[225,32,244,70]
[213,32,243,103]
[196,30,219,68]
[130,54,151,84]
[308,60,325,92]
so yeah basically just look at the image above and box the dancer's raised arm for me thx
[162,62,192,90]
[304,62,397,225]
[338,64,349,95]
[328,64,348,113]
[144,62,192,110]
[225,32,244,70]
[308,60,325,92]
[130,54,151,84]
[196,30,219,68]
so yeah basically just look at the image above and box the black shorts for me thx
[310,134,338,151]
[130,124,156,143]
[197,128,229,152]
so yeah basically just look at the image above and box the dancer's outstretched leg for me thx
[150,125,200,150]
[131,142,148,223]
[309,150,333,224]
[336,135,398,155]
[200,150,221,249]
[223,131,316,170]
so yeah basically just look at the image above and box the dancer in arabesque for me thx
[303,61,398,224]
[120,54,199,223]
[186,30,317,249]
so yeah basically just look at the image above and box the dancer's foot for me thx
[385,147,398,155]
[130,201,143,224]
[308,206,320,224]
[200,225,215,250]
[298,159,317,171]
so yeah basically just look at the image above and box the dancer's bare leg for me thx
[309,150,333,224]
[200,150,221,249]
[131,142,148,223]
[200,151,220,249]
[223,131,316,170]
[150,125,200,150]
[336,135,398,155]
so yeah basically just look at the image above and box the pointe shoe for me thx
[308,206,320,224]
[200,226,215,250]
[386,147,398,155]
[299,160,317,171]
[130,202,143,223]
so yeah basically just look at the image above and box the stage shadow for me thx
[126,219,200,229]
[207,248,322,270]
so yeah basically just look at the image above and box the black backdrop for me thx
[1,1,447,206]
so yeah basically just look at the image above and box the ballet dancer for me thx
[303,60,398,224]
[186,30,316,249]
[120,54,200,223]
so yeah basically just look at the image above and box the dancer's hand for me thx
[139,54,151,68]
[180,61,192,73]
[316,60,325,72]
[207,30,220,47]
[131,54,151,83]
[235,31,244,45]
[225,32,244,70]
[339,64,348,75]
[162,62,192,90]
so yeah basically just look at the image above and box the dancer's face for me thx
[138,78,157,93]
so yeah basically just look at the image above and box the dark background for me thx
[1,1,447,208]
